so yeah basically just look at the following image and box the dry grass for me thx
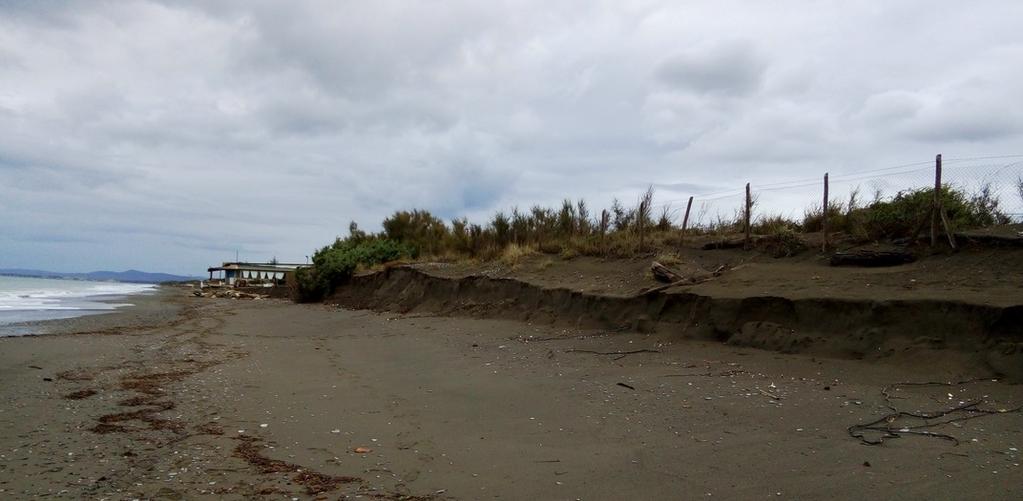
[500,243,536,267]
[653,251,683,266]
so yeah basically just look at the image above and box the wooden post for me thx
[931,154,941,247]
[638,200,646,251]
[600,209,609,256]
[822,173,830,251]
[680,196,694,246]
[743,183,752,250]
[940,208,957,249]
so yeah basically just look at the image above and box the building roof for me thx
[207,262,309,273]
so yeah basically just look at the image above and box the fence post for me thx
[638,200,646,251]
[931,154,941,247]
[680,196,693,247]
[822,173,830,251]
[744,183,752,250]
[600,209,609,256]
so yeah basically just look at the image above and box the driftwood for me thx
[953,232,1023,247]
[847,379,1022,446]
[702,238,752,250]
[564,349,660,361]
[651,261,685,283]
[641,263,727,295]
[829,250,916,267]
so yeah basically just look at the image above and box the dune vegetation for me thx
[293,184,1014,301]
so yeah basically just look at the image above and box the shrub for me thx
[294,239,412,302]
[754,213,798,235]
[861,186,1008,240]
[802,201,844,233]
[382,210,448,257]
[760,227,806,258]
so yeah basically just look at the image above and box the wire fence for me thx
[653,155,1023,230]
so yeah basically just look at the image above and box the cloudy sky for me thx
[2,1,1022,275]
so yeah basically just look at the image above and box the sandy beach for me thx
[1,286,1021,500]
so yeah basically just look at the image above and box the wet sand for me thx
[1,289,1021,499]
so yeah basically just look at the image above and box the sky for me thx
[2,1,1022,275]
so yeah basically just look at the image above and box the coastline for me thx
[1,285,1021,499]
[0,285,187,337]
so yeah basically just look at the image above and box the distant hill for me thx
[0,268,201,284]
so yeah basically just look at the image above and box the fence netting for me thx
[653,155,1023,229]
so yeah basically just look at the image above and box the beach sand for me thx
[1,287,1021,499]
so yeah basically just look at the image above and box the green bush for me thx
[382,210,448,257]
[862,186,1008,240]
[294,239,412,302]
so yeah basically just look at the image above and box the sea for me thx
[0,275,157,336]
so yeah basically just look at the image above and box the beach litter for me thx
[193,289,268,300]
[848,379,1023,445]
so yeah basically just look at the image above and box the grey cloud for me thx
[853,72,1023,144]
[654,41,766,96]
[908,108,1020,143]
[853,91,924,125]
[2,1,1022,275]
[652,182,725,195]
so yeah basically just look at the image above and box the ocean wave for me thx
[0,279,156,312]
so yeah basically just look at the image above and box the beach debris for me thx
[661,369,747,378]
[63,389,98,400]
[193,289,269,300]
[640,263,727,295]
[234,436,361,495]
[354,447,373,453]
[651,261,685,283]
[829,250,915,267]
[616,382,636,390]
[564,348,659,361]
[848,379,1023,446]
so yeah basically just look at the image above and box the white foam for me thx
[0,277,157,312]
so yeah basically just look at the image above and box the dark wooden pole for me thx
[744,183,752,250]
[600,209,609,256]
[822,173,830,251]
[931,154,941,247]
[680,196,694,246]
[638,200,646,251]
